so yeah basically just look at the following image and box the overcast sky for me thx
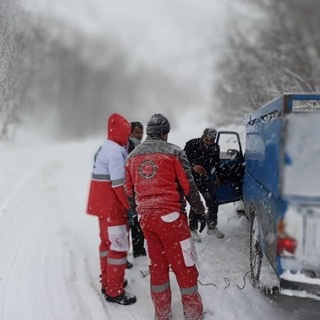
[21,0,234,105]
[14,0,250,139]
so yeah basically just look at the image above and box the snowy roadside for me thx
[0,136,293,320]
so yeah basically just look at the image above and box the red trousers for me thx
[98,216,128,297]
[140,212,203,320]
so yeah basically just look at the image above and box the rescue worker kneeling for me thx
[125,114,206,319]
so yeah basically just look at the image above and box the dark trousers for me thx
[130,216,145,257]
[189,190,219,231]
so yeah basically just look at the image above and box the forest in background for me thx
[215,0,320,124]
[0,0,196,140]
[1,0,319,139]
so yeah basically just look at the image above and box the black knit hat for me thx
[202,128,217,139]
[131,121,143,132]
[146,114,171,137]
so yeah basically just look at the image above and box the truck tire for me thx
[249,208,263,287]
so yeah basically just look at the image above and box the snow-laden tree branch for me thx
[214,0,320,125]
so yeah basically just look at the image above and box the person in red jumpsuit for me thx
[125,114,206,319]
[86,113,136,305]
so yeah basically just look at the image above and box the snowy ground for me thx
[2,1,319,319]
[2,124,318,320]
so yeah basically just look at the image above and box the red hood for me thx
[107,113,131,147]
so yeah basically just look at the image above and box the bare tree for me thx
[0,0,33,140]
[215,0,320,124]
[0,0,16,139]
[1,6,196,140]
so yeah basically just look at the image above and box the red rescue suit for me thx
[87,113,130,297]
[125,136,205,320]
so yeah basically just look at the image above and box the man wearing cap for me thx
[125,114,205,320]
[184,128,224,242]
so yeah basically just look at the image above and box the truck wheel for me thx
[249,209,263,287]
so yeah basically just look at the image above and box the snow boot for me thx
[207,227,224,238]
[191,230,202,243]
[133,248,147,258]
[105,291,137,305]
[126,260,133,269]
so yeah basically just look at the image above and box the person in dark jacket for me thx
[184,128,224,242]
[125,114,206,320]
[128,121,146,258]
[128,121,143,153]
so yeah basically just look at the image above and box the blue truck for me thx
[214,93,320,295]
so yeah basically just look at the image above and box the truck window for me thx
[282,112,320,197]
[218,132,241,160]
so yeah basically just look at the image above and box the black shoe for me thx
[133,251,146,258]
[133,248,146,258]
[126,260,133,269]
[105,291,137,305]
[101,279,128,295]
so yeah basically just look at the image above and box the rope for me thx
[197,270,251,290]
[140,269,251,291]
[236,271,251,290]
[197,280,217,288]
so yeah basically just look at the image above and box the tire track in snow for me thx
[0,151,81,319]
[51,180,142,318]
[59,230,105,320]
[42,143,144,320]
[0,141,225,319]
[0,158,63,319]
[0,213,37,319]
[0,166,39,216]
[22,145,115,320]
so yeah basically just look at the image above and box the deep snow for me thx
[1,1,319,319]
[0,118,301,320]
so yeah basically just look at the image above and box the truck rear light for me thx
[277,236,297,255]
[277,219,297,255]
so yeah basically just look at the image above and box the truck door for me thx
[215,131,244,204]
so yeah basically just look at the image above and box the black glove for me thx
[197,213,206,233]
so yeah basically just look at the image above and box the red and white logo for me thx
[139,160,157,179]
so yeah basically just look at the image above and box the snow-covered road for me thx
[1,0,319,318]
[1,139,318,320]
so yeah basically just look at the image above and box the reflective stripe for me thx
[92,173,110,181]
[151,281,170,293]
[160,211,179,222]
[180,284,198,295]
[112,178,124,187]
[100,250,108,258]
[107,257,127,265]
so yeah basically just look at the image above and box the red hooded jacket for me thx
[87,113,131,218]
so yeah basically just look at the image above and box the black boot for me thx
[105,291,137,305]
[126,260,133,269]
[133,248,146,258]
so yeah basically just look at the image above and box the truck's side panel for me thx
[244,113,287,271]
[245,117,283,197]
[243,93,320,293]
